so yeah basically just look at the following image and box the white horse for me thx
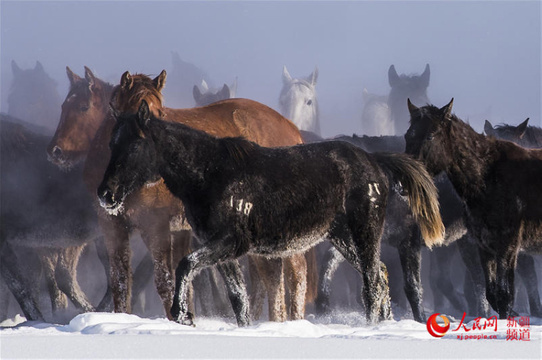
[360,88,393,136]
[279,66,321,136]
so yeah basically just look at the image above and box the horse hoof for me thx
[176,312,195,327]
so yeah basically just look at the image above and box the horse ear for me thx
[153,70,167,92]
[35,61,45,73]
[440,98,454,120]
[11,60,22,77]
[193,85,202,103]
[420,64,430,87]
[484,120,495,136]
[121,71,133,90]
[66,66,81,86]
[516,118,529,139]
[388,65,400,87]
[310,67,319,86]
[407,98,419,115]
[137,100,151,130]
[201,79,209,91]
[230,77,238,98]
[84,66,96,89]
[282,66,292,83]
[219,84,230,99]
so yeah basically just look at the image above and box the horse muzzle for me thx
[97,182,126,216]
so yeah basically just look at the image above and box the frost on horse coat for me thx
[98,101,444,326]
[405,99,542,319]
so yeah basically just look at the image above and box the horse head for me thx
[48,66,112,169]
[98,100,161,216]
[111,71,166,118]
[484,118,529,141]
[193,81,231,107]
[279,66,321,135]
[404,98,454,176]
[8,60,62,130]
[388,64,431,136]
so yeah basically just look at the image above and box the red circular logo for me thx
[427,313,450,338]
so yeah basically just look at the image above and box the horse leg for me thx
[171,238,249,327]
[516,253,542,317]
[247,256,266,320]
[456,234,490,317]
[38,248,68,314]
[284,253,307,320]
[248,255,286,322]
[139,212,175,320]
[331,215,391,324]
[0,242,44,321]
[315,246,344,315]
[217,260,250,326]
[99,215,132,314]
[55,245,95,314]
[94,236,113,312]
[0,276,10,321]
[171,230,195,316]
[261,257,286,322]
[478,247,499,314]
[397,227,425,323]
[131,252,154,313]
[432,244,467,314]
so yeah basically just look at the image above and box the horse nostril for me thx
[52,146,63,158]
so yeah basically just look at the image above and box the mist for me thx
[1,1,540,138]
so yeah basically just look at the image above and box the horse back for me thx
[164,98,303,147]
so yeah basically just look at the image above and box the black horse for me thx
[485,118,542,149]
[405,99,542,319]
[316,134,488,322]
[484,118,542,316]
[1,116,104,321]
[98,100,445,326]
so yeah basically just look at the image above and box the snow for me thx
[1,312,541,359]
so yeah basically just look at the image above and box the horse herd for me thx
[1,61,541,328]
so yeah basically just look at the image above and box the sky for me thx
[1,1,541,137]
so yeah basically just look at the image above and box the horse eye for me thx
[306,99,312,106]
[426,134,434,141]
[80,105,90,112]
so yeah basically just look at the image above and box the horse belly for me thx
[249,229,329,258]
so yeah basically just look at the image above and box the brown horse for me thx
[109,70,317,322]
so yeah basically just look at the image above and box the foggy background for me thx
[1,0,541,138]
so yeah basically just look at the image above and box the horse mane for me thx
[493,123,542,148]
[221,136,256,166]
[113,73,165,116]
[429,106,497,198]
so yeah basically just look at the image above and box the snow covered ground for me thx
[1,311,540,359]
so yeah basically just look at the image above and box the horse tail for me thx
[374,152,445,248]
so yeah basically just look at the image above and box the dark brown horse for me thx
[1,115,102,322]
[405,99,542,318]
[110,70,317,322]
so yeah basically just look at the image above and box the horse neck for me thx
[148,119,221,197]
[524,127,542,148]
[444,120,499,200]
